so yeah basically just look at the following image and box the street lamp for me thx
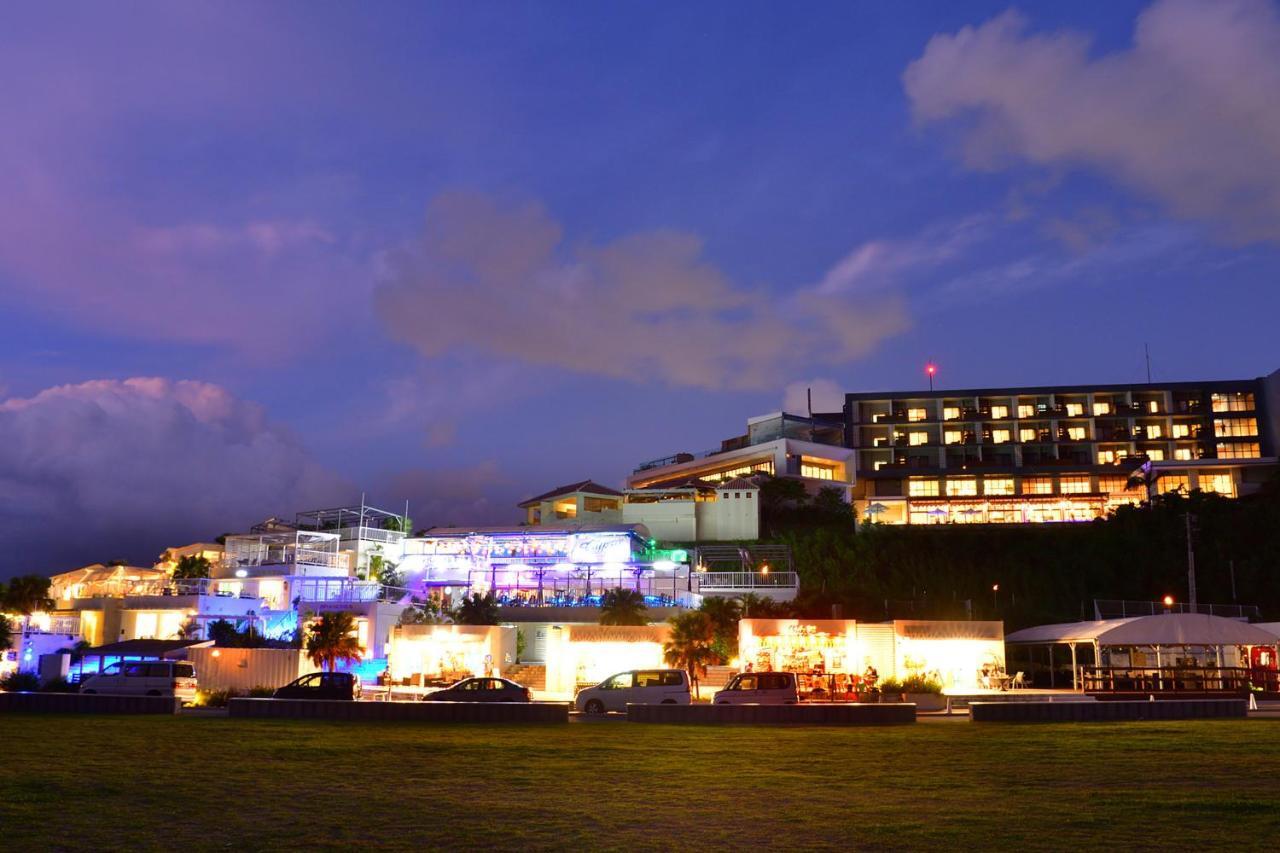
[991,583,999,610]
[1162,594,1175,611]
[926,363,937,392]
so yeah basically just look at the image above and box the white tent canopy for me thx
[1007,613,1279,647]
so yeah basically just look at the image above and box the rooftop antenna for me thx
[1144,343,1152,384]
[926,362,937,392]
[807,386,812,418]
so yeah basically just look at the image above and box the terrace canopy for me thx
[1006,614,1280,689]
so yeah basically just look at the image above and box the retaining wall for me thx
[228,698,569,723]
[0,691,180,714]
[626,702,916,725]
[970,698,1247,722]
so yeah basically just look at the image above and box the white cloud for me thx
[0,378,350,572]
[374,191,909,391]
[904,0,1280,243]
[814,216,991,294]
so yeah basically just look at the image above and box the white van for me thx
[575,669,691,714]
[80,660,198,703]
[712,671,799,705]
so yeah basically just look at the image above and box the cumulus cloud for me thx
[0,378,350,573]
[782,379,846,415]
[904,0,1280,243]
[373,192,909,390]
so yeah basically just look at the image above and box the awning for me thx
[1007,613,1280,647]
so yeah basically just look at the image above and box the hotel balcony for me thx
[218,530,350,579]
[692,571,799,603]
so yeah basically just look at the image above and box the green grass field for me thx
[2,715,1278,851]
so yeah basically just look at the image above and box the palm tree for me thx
[0,614,12,655]
[735,593,780,619]
[698,596,741,658]
[663,611,721,699]
[172,555,212,580]
[455,593,500,625]
[3,575,53,617]
[305,612,363,672]
[598,588,648,626]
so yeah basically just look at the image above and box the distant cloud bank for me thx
[905,0,1280,243]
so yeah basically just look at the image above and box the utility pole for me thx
[1185,511,1197,610]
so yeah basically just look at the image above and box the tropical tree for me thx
[398,597,447,626]
[305,612,363,672]
[698,596,741,659]
[3,575,53,616]
[663,611,721,699]
[735,593,782,619]
[455,593,500,626]
[0,614,12,655]
[172,555,212,580]
[598,588,649,626]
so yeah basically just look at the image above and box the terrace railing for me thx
[1082,666,1274,693]
[694,571,799,591]
[1092,599,1261,620]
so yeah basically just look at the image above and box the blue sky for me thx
[3,0,1280,572]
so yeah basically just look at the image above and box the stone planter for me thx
[906,692,946,711]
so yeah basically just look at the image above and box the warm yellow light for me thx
[991,584,999,592]
[760,564,769,575]
[1163,595,1174,606]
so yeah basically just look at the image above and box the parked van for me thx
[575,669,690,714]
[712,671,799,705]
[80,660,198,702]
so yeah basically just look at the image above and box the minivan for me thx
[712,671,799,705]
[80,660,198,702]
[575,669,690,714]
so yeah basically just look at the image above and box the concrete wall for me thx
[229,697,569,723]
[970,698,1247,722]
[186,647,307,692]
[696,489,759,540]
[0,692,180,714]
[627,703,916,725]
[623,502,696,541]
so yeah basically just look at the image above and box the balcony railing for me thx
[1092,599,1261,620]
[693,571,799,591]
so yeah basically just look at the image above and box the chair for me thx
[1010,671,1027,690]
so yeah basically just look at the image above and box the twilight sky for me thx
[4,0,1280,575]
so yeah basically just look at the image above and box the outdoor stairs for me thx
[505,664,546,691]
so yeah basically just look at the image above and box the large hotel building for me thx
[629,370,1280,525]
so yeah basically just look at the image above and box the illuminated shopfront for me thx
[543,624,670,697]
[738,619,1005,692]
[387,624,516,685]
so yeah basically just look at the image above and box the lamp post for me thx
[926,363,937,392]
[991,583,999,611]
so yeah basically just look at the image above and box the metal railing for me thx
[1093,599,1261,620]
[694,571,799,590]
[1082,666,1275,693]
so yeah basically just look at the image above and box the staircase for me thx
[504,664,546,691]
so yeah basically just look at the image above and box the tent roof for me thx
[1007,613,1280,647]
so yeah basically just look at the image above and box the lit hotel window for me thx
[1060,476,1091,494]
[1093,402,1112,416]
[1211,392,1255,413]
[1172,424,1191,439]
[944,430,962,445]
[907,408,928,422]
[1148,400,1161,413]
[1174,448,1194,461]
[945,477,978,497]
[1159,475,1190,494]
[1098,450,1116,464]
[991,405,1009,419]
[1145,449,1165,461]
[1213,418,1258,438]
[992,429,1011,444]
[801,462,836,480]
[1098,477,1129,494]
[1216,442,1260,459]
[908,479,939,497]
[1199,473,1234,495]
[1017,405,1035,419]
[1147,424,1163,439]
[1019,428,1037,443]
[984,477,1015,496]
[1066,426,1086,441]
[1065,403,1084,417]
[909,431,929,446]
[943,406,960,421]
[1023,477,1053,495]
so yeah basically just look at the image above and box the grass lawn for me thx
[2,715,1278,851]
